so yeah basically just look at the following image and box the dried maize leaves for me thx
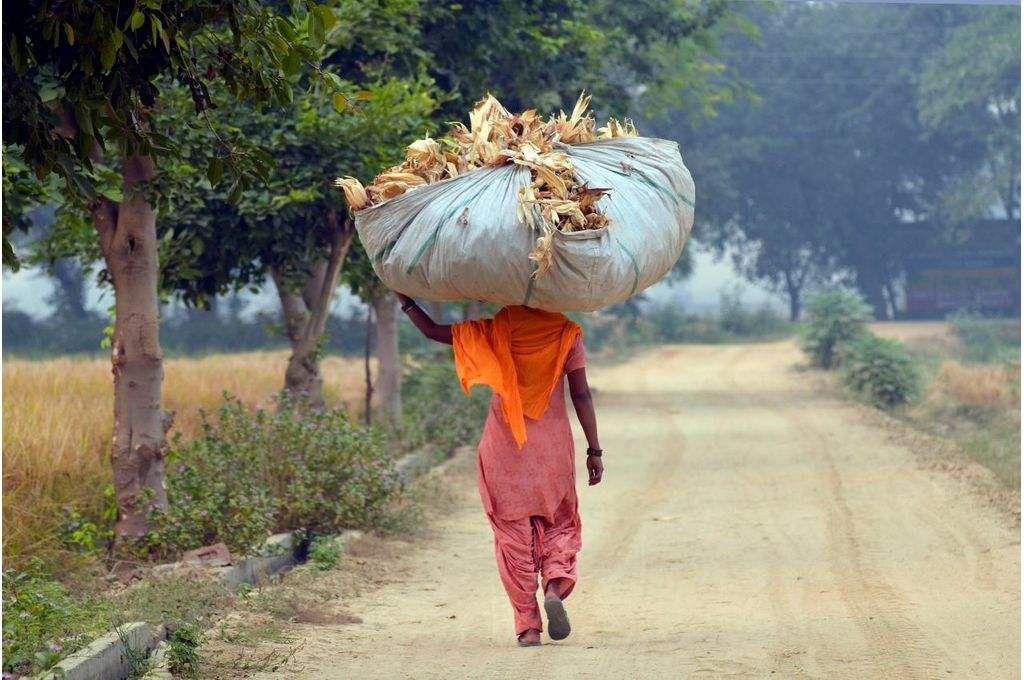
[336,92,636,277]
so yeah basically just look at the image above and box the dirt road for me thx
[251,341,1019,679]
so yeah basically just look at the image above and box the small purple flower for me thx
[5,671,18,679]
[49,642,64,653]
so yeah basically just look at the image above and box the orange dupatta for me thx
[451,306,582,448]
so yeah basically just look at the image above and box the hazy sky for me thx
[2,248,783,321]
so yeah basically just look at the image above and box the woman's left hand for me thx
[587,454,603,486]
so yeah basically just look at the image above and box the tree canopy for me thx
[659,2,1020,319]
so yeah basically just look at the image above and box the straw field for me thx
[3,352,366,568]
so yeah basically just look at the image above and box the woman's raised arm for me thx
[396,293,453,345]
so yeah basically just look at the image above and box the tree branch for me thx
[300,211,355,347]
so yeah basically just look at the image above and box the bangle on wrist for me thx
[401,300,417,313]
[586,447,602,457]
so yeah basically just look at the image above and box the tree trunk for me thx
[363,305,374,425]
[372,289,401,426]
[273,214,355,409]
[883,281,899,320]
[862,283,889,320]
[272,269,322,405]
[783,269,802,322]
[49,258,89,321]
[100,154,170,541]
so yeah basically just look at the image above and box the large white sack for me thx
[354,136,695,312]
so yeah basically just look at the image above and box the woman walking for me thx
[395,293,604,647]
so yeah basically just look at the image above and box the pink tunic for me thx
[476,337,586,521]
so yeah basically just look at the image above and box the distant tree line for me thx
[655,2,1020,320]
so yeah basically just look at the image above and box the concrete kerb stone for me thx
[139,641,172,680]
[396,443,471,484]
[37,622,164,680]
[215,532,300,593]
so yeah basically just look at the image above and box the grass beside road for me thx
[872,318,1021,490]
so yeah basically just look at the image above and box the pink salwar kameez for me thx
[474,337,586,635]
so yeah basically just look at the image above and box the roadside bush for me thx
[949,312,1021,363]
[148,409,278,556]
[718,287,790,339]
[800,289,872,368]
[579,295,791,354]
[645,303,704,343]
[150,394,399,556]
[402,353,490,455]
[167,623,202,678]
[841,334,920,408]
[262,396,397,533]
[2,562,115,676]
[308,536,342,571]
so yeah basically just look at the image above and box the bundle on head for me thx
[336,93,637,277]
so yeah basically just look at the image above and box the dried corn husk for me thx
[336,92,637,277]
[334,176,368,210]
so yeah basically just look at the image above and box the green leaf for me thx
[39,84,61,103]
[101,185,124,202]
[63,23,75,46]
[207,157,224,186]
[323,71,344,91]
[227,180,243,204]
[283,49,302,76]
[308,11,325,48]
[100,37,118,71]
[130,10,145,31]
[332,92,346,112]
[275,80,294,104]
[315,5,337,32]
[3,237,21,272]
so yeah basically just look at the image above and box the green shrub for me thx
[402,353,490,455]
[645,303,703,343]
[718,287,790,339]
[148,404,278,557]
[800,289,872,368]
[167,623,202,678]
[262,396,397,533]
[2,562,115,676]
[950,312,1021,363]
[308,536,342,571]
[150,394,399,556]
[841,334,921,408]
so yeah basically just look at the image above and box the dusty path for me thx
[252,341,1019,679]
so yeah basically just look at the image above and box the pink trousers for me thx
[486,492,582,635]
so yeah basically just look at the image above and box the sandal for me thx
[517,629,542,647]
[544,595,571,641]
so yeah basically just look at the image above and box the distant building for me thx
[903,220,1020,319]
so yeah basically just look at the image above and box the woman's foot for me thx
[543,584,571,641]
[517,628,542,647]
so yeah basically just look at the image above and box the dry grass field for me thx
[872,320,1021,489]
[2,352,367,568]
